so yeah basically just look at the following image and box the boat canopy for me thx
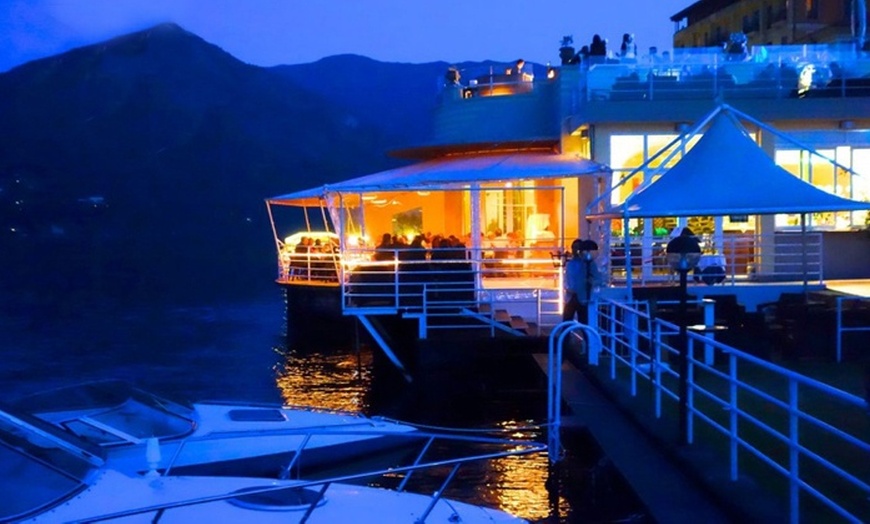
[588,105,870,219]
[268,152,610,207]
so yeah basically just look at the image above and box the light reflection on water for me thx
[275,347,374,412]
[274,339,565,522]
[3,295,646,523]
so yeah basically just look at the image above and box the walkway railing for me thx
[546,321,602,462]
[549,298,869,523]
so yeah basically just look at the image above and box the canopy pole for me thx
[266,201,282,253]
[560,187,566,247]
[303,207,312,231]
[358,192,367,242]
[801,213,808,303]
[727,104,858,177]
[624,210,633,300]
[470,183,482,292]
[320,201,330,232]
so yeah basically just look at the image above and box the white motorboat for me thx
[2,407,537,523]
[13,380,418,478]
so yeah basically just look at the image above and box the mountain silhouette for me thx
[0,23,493,307]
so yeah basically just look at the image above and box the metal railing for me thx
[339,245,563,320]
[81,428,546,523]
[579,44,870,103]
[546,321,602,462]
[605,232,823,285]
[573,298,870,523]
[835,296,870,362]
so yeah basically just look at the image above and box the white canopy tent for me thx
[591,107,869,219]
[587,104,869,295]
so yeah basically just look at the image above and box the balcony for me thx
[582,44,870,103]
[431,64,561,147]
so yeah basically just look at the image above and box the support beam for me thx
[356,315,413,383]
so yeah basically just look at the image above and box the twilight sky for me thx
[0,0,693,72]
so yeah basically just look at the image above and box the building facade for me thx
[670,0,869,48]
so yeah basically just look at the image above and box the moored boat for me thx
[2,407,538,523]
[13,380,418,478]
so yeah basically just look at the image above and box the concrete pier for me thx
[535,355,784,523]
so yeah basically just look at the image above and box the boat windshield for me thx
[0,409,102,521]
[14,380,196,445]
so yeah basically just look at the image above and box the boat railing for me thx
[81,429,546,523]
[565,298,870,522]
[161,421,414,476]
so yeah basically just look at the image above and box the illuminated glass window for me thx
[776,147,869,230]
[608,133,703,206]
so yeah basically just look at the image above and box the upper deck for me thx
[416,44,870,152]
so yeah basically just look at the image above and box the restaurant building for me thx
[267,27,870,337]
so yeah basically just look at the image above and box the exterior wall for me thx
[431,82,560,146]
[362,191,447,241]
[822,231,870,278]
[673,0,865,47]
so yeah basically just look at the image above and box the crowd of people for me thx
[285,235,341,281]
[559,32,671,66]
[373,232,469,262]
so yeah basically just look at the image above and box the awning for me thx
[268,152,610,207]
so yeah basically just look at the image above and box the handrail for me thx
[588,298,869,523]
[579,49,870,103]
[835,296,870,362]
[78,429,547,522]
[546,320,602,463]
[604,232,824,286]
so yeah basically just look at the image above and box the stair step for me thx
[525,322,548,337]
[494,309,511,323]
[510,315,529,331]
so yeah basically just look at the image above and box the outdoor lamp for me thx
[665,230,701,446]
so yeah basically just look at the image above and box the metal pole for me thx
[679,269,689,446]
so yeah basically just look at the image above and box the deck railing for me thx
[338,246,564,335]
[835,295,870,362]
[605,232,823,286]
[579,44,870,103]
[575,298,870,523]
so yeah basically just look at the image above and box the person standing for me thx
[563,239,603,323]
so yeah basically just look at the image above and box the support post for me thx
[679,269,689,446]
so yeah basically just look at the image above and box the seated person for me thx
[373,233,395,261]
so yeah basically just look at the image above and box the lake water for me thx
[3,291,649,523]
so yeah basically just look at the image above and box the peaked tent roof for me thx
[268,152,610,207]
[590,108,870,218]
